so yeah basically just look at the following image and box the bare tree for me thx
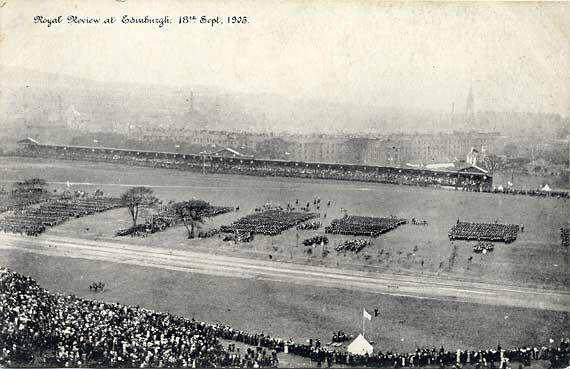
[482,154,500,175]
[120,187,159,228]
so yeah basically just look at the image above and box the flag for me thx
[363,309,371,321]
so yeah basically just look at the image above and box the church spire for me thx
[465,84,476,128]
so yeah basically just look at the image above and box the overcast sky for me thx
[1,0,568,114]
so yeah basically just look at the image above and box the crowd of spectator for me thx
[2,267,569,368]
[561,228,569,248]
[220,210,318,236]
[286,341,570,369]
[325,216,407,238]
[335,238,370,253]
[0,267,278,368]
[0,197,123,237]
[448,222,519,243]
[14,144,494,192]
[302,235,329,247]
[492,187,569,199]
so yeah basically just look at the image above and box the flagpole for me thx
[362,310,365,338]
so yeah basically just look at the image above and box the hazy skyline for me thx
[1,0,568,115]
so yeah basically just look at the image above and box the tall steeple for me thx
[465,84,475,128]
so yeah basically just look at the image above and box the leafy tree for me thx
[120,187,159,228]
[172,199,211,239]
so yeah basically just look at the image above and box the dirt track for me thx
[1,233,569,312]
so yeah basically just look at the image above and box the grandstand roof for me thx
[456,165,488,174]
[211,147,254,158]
[17,137,40,145]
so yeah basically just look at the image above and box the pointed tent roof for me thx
[347,334,373,356]
[541,184,552,192]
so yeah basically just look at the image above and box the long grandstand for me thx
[12,139,493,192]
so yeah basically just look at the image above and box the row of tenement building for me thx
[128,125,497,167]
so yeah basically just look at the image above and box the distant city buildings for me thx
[126,124,498,167]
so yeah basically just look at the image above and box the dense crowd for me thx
[296,221,322,231]
[2,267,569,368]
[561,228,569,248]
[492,187,569,199]
[448,222,519,243]
[0,267,278,368]
[325,215,407,238]
[15,145,494,192]
[473,241,495,254]
[0,193,50,214]
[335,238,370,253]
[286,342,570,369]
[302,235,329,247]
[0,197,123,237]
[220,210,318,236]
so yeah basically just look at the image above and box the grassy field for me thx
[1,156,569,363]
[1,157,568,289]
[1,250,568,356]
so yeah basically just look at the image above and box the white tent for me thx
[347,334,374,356]
[541,184,552,192]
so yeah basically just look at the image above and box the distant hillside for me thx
[1,67,566,142]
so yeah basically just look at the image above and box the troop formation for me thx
[561,228,569,248]
[325,215,407,238]
[0,197,123,237]
[335,238,370,253]
[116,204,232,238]
[448,221,520,243]
[220,209,318,236]
[2,267,569,369]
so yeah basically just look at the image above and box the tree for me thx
[172,199,211,239]
[481,154,501,175]
[120,187,159,228]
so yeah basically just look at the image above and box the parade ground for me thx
[1,156,569,355]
